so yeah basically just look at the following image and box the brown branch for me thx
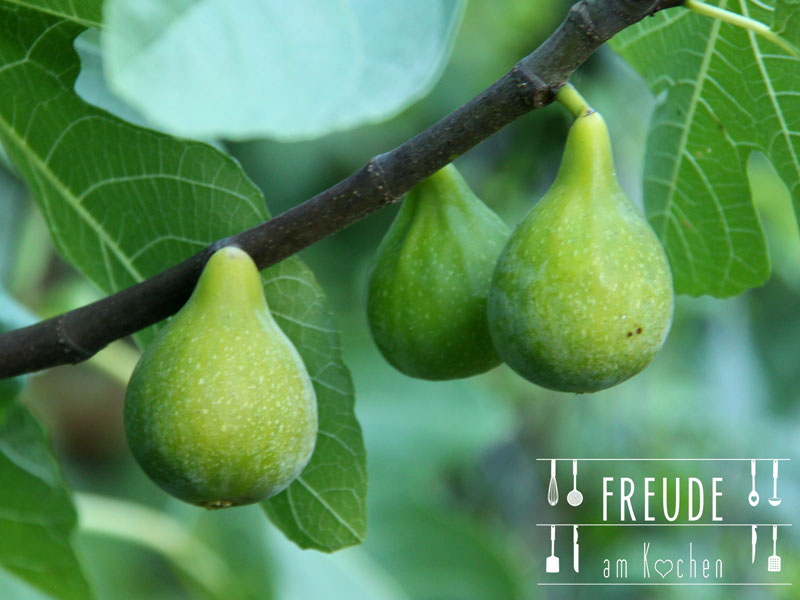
[0,0,684,379]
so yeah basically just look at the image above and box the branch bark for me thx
[0,0,684,379]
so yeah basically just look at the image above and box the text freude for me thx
[602,477,723,522]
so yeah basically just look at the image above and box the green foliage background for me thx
[0,1,798,599]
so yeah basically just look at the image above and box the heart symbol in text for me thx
[655,559,674,579]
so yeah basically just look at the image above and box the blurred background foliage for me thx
[0,0,798,598]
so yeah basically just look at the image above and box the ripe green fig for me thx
[367,164,510,380]
[488,110,674,393]
[124,246,317,509]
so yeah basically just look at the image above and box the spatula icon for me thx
[546,525,560,573]
[768,525,781,573]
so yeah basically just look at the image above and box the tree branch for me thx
[0,0,684,379]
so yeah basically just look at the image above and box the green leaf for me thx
[775,0,800,44]
[610,0,800,297]
[0,165,28,283]
[261,259,367,551]
[0,291,93,600]
[101,0,465,141]
[0,402,94,600]
[0,0,102,28]
[0,6,366,552]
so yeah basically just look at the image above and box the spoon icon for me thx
[748,459,759,507]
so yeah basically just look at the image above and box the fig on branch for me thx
[488,110,674,393]
[367,164,510,380]
[124,246,317,509]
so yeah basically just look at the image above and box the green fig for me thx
[124,246,317,508]
[488,111,674,393]
[367,164,510,380]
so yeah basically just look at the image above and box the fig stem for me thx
[685,0,799,58]
[556,83,594,119]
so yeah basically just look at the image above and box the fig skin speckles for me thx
[367,164,510,380]
[488,111,674,393]
[124,247,317,508]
